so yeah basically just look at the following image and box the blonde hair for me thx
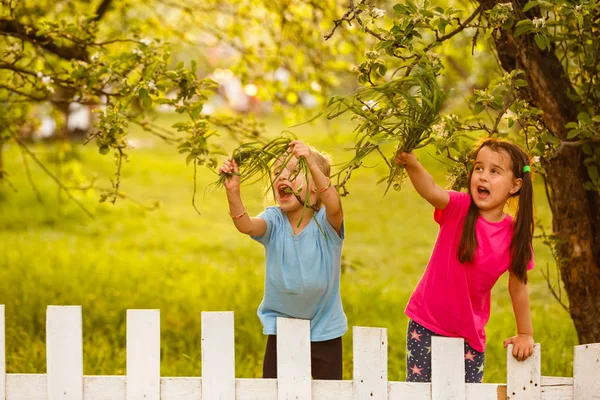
[310,146,332,178]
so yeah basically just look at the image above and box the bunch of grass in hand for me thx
[213,132,322,227]
[327,66,445,195]
[213,134,296,189]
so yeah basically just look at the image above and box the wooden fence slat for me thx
[0,305,5,400]
[161,377,201,400]
[276,317,311,400]
[352,326,388,400]
[46,306,83,400]
[236,378,276,400]
[388,382,430,399]
[573,343,600,400]
[431,337,465,400]
[84,376,126,400]
[201,312,235,400]
[126,310,160,400]
[465,383,504,400]
[506,343,541,400]
[6,374,47,400]
[313,380,351,400]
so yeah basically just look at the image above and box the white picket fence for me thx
[0,305,598,400]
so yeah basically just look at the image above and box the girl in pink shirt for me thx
[395,138,535,383]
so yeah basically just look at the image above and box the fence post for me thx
[201,312,235,400]
[431,336,465,400]
[506,343,541,400]
[127,310,160,400]
[352,326,388,400]
[573,343,600,399]
[46,306,83,400]
[0,305,5,400]
[276,317,311,400]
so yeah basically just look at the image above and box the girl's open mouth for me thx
[278,184,294,201]
[477,186,490,198]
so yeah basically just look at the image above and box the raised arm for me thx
[289,141,343,234]
[395,152,449,210]
[219,158,267,237]
[503,271,534,361]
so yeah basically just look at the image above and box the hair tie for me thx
[523,165,531,173]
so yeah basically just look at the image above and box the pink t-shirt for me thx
[405,191,534,352]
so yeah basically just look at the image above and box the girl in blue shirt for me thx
[219,140,348,379]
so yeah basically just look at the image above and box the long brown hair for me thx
[457,138,534,283]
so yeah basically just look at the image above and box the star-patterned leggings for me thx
[405,320,485,383]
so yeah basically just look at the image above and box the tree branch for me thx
[92,0,113,22]
[0,19,89,61]
[423,5,482,53]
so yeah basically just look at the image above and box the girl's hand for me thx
[218,158,241,193]
[395,151,419,168]
[289,140,316,167]
[503,334,534,361]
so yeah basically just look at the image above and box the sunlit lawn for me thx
[0,112,576,382]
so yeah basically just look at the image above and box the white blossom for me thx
[371,8,386,19]
[432,121,449,138]
[133,48,144,57]
[533,156,540,163]
[91,52,100,62]
[497,3,513,11]
[365,51,379,59]
[36,71,43,78]
[140,38,152,46]
[41,75,53,85]
[362,99,377,111]
[147,80,157,91]
[532,17,546,28]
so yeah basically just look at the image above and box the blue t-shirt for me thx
[251,206,348,341]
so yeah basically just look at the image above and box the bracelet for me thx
[317,179,332,193]
[229,207,247,220]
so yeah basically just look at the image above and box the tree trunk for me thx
[0,140,4,180]
[479,0,600,343]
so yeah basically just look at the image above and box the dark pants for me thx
[262,335,343,380]
[406,320,485,383]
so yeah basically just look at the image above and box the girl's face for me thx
[272,157,315,212]
[470,146,522,220]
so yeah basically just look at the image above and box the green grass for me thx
[0,114,577,382]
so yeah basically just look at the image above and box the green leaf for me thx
[514,79,529,88]
[473,102,485,114]
[515,19,534,28]
[567,129,580,139]
[139,88,152,108]
[534,34,546,50]
[522,1,539,12]
[375,40,395,50]
[99,145,110,155]
[438,19,448,35]
[588,165,599,182]
[377,64,388,76]
[578,112,592,124]
[514,24,532,38]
